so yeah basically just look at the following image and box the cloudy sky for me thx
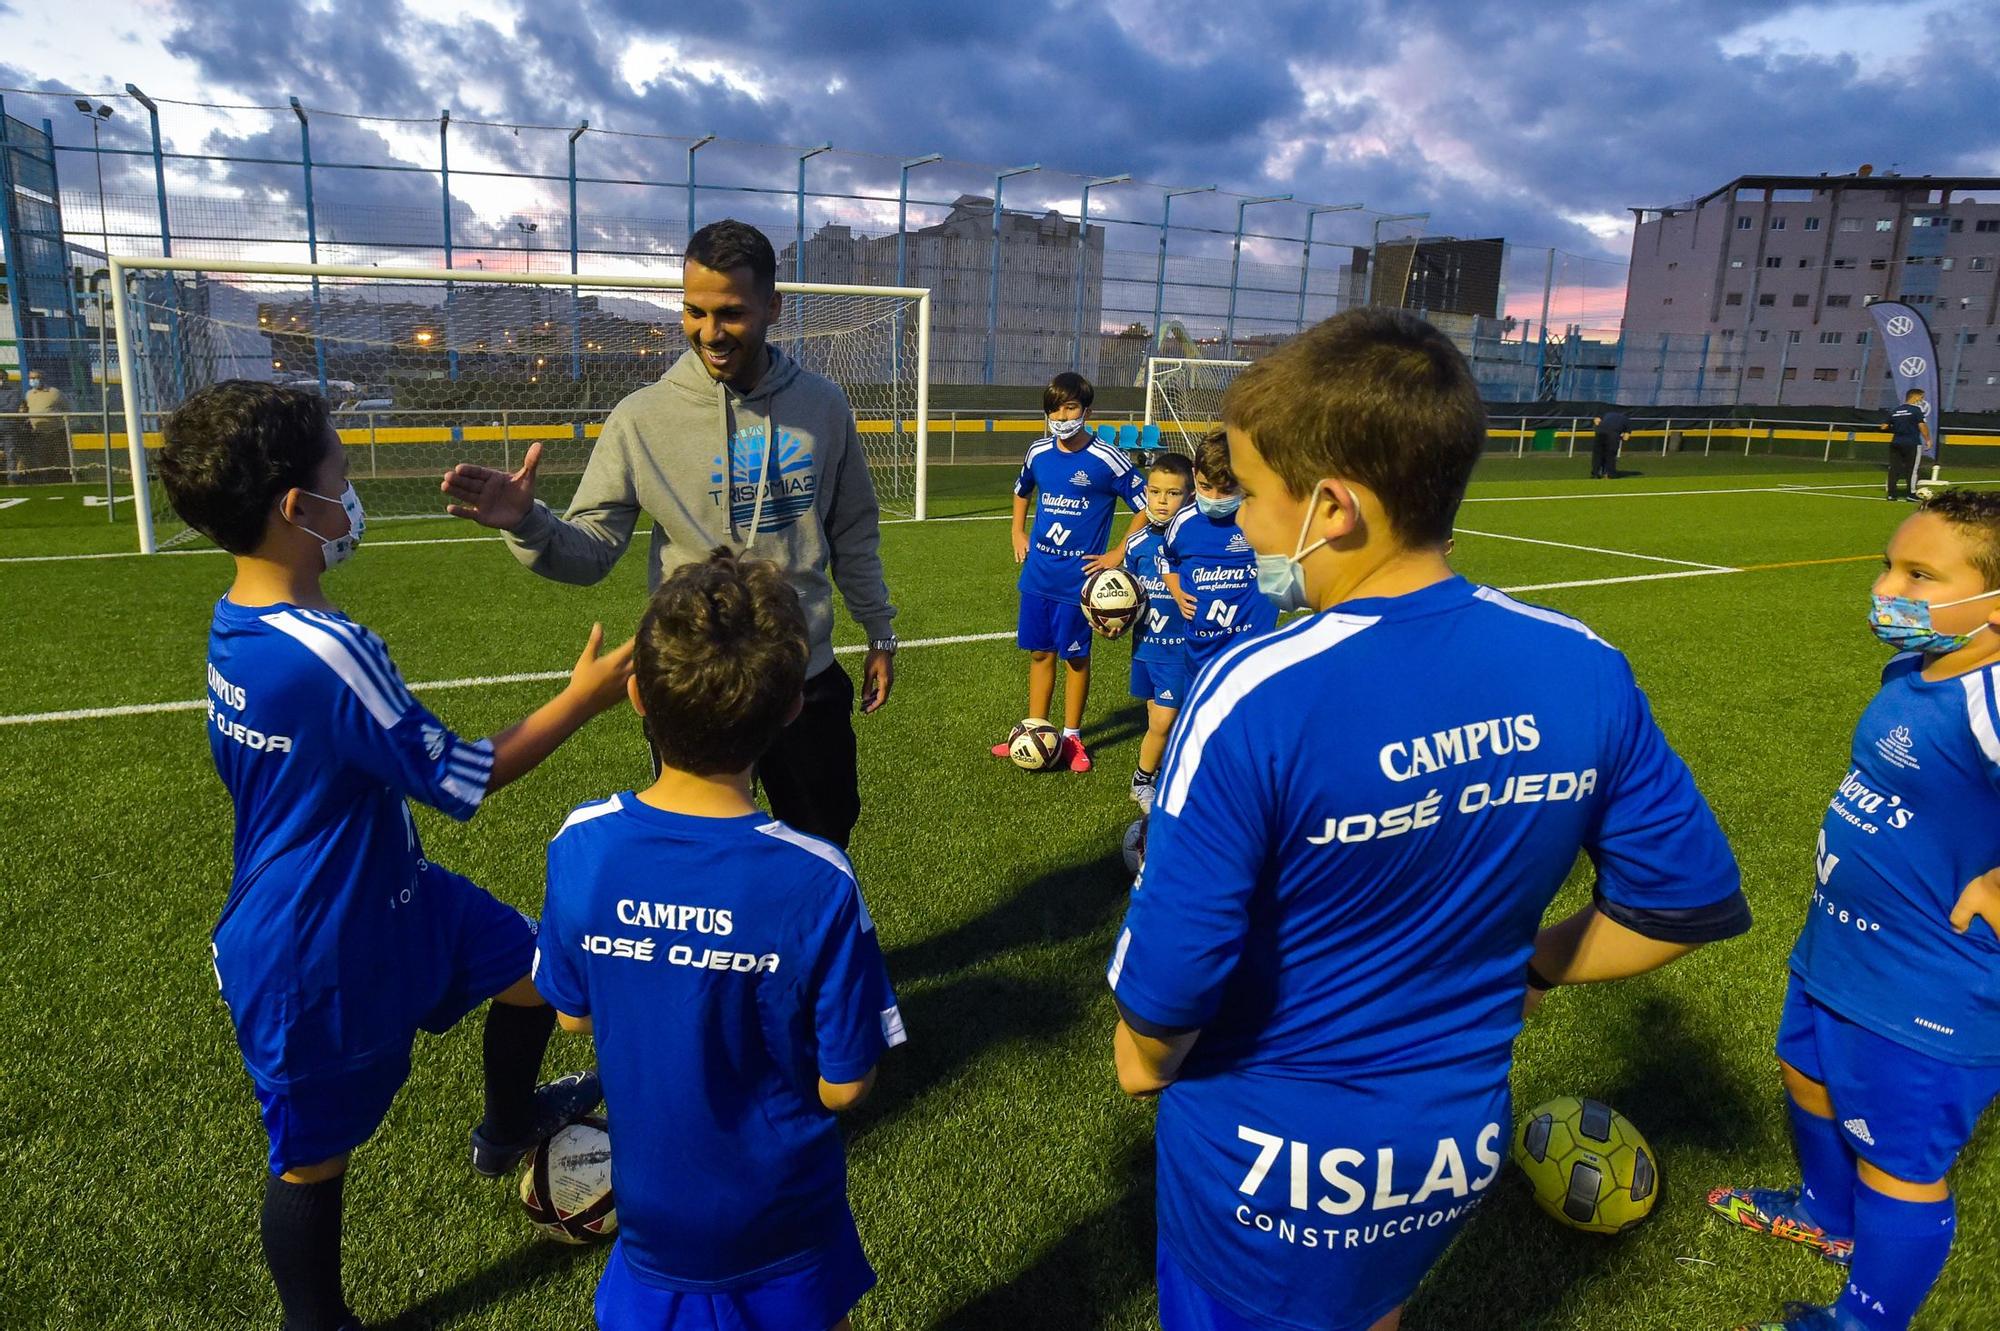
[3,0,1996,328]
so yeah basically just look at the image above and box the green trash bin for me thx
[1531,427,1556,452]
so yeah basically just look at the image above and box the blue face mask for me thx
[1195,492,1242,519]
[1869,588,2000,654]
[1255,485,1333,614]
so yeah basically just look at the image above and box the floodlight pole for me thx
[684,134,715,245]
[1225,194,1291,357]
[896,153,942,291]
[793,143,832,284]
[125,83,186,401]
[77,100,117,499]
[568,121,587,382]
[1074,174,1130,368]
[439,109,459,382]
[1153,186,1215,354]
[985,164,1039,384]
[288,98,329,396]
[1295,203,1362,331]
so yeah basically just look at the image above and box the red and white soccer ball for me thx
[519,1117,617,1244]
[1081,567,1144,639]
[1007,718,1063,771]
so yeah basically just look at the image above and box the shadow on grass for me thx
[884,849,1132,984]
[1080,701,1149,752]
[936,1131,1157,1329]
[374,1235,599,1330]
[1409,993,1759,1329]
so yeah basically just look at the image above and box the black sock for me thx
[482,1000,557,1141]
[261,1173,349,1331]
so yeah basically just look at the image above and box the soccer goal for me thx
[1143,356,1252,454]
[107,257,933,552]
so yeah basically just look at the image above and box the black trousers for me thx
[1590,432,1618,478]
[1887,444,1920,497]
[649,661,861,849]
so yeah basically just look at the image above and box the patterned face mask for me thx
[1047,416,1088,441]
[1868,587,2000,654]
[295,483,367,570]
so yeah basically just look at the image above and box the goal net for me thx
[108,259,931,552]
[1144,356,1252,454]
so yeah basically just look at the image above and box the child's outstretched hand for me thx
[1949,867,2000,940]
[567,623,636,715]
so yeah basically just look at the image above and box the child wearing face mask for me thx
[1161,430,1281,681]
[156,380,634,1331]
[1711,490,2000,1331]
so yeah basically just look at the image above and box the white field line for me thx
[1459,482,1873,505]
[0,631,1016,727]
[1451,527,1734,571]
[0,535,502,565]
[1502,568,1738,594]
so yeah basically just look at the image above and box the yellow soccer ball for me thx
[1512,1096,1659,1234]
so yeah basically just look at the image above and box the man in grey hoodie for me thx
[440,220,897,849]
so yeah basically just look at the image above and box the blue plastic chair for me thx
[1118,422,1140,450]
[1139,422,1162,453]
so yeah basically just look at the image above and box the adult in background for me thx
[1883,386,1930,502]
[0,371,25,483]
[439,220,897,850]
[1589,404,1630,479]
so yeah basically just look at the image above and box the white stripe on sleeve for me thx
[1964,669,2000,769]
[262,612,407,728]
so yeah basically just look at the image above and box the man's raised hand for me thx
[441,441,542,531]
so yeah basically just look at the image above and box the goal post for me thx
[1143,355,1252,455]
[108,256,932,553]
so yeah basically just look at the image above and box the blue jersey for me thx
[534,796,905,1290]
[1108,577,1741,1326]
[1124,520,1187,662]
[1886,402,1927,449]
[204,598,495,1087]
[1791,653,2000,1065]
[1163,505,1279,671]
[1015,435,1145,601]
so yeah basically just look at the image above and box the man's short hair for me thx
[1147,451,1194,485]
[1193,428,1236,490]
[1918,488,2000,588]
[1222,308,1486,547]
[636,547,810,776]
[685,220,778,293]
[158,381,335,554]
[1907,387,1925,399]
[1043,371,1094,414]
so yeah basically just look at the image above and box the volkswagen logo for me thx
[1899,356,1927,377]
[1886,316,1915,337]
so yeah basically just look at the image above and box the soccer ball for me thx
[1512,1097,1659,1234]
[1007,718,1062,771]
[1915,485,1938,501]
[1081,567,1144,638]
[1121,817,1147,875]
[519,1117,617,1244]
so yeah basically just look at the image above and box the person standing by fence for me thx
[1883,388,1930,501]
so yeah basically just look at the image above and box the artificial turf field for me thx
[5,451,2000,1330]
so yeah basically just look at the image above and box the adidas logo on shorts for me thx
[1066,641,1084,654]
[1843,1118,1876,1146]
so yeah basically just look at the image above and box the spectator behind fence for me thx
[0,370,26,483]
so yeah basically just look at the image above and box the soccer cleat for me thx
[470,1071,603,1178]
[1129,770,1156,804]
[1705,1186,1853,1265]
[1732,1302,1847,1331]
[1060,735,1092,772]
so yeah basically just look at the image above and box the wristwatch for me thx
[868,636,899,654]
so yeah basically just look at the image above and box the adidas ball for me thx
[1081,567,1144,639]
[519,1117,617,1244]
[1122,817,1147,875]
[1008,718,1062,771]
[1916,485,1938,501]
[1512,1097,1659,1235]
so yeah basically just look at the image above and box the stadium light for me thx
[1225,194,1292,356]
[795,143,832,283]
[897,153,943,290]
[986,164,1041,383]
[1296,203,1363,330]
[1074,174,1132,365]
[1153,185,1216,353]
[685,134,716,241]
[76,99,115,466]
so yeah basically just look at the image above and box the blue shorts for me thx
[1158,1236,1387,1331]
[251,865,535,1174]
[1017,591,1092,659]
[1131,655,1189,708]
[1778,976,2000,1181]
[594,1227,875,1331]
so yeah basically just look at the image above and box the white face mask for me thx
[1255,484,1333,613]
[1048,415,1088,441]
[294,483,366,570]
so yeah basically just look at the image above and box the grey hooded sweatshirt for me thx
[503,345,896,677]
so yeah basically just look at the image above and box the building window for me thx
[1875,219,1894,232]
[1826,294,1851,308]
[1901,293,1934,304]
[1721,329,1737,340]
[1725,292,1744,305]
[1797,258,1813,268]
[1839,218,1862,232]
[1972,257,1992,271]
[1857,331,1870,344]
[1759,293,1777,306]
[1813,368,1839,381]
[1804,217,1822,231]
[1832,257,1854,268]
[1967,334,1979,345]
[1737,215,1755,230]
[1941,257,1955,270]
[1988,375,1999,385]
[1783,367,1798,380]
[1662,296,1674,304]
[1746,366,1766,379]
[1787,330,1802,342]
[1819,331,1843,344]
[1792,293,1810,306]
[1730,258,1745,268]
[1667,261,1678,269]
[1770,217,1787,230]
[1757,330,1771,342]
[1870,257,1889,270]
[1765,256,1784,268]
[1952,219,1964,232]
[1978,219,2000,233]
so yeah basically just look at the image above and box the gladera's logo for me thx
[710,426,816,534]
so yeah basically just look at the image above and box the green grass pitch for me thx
[2,453,1998,1329]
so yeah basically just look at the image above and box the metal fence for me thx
[0,83,1641,401]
